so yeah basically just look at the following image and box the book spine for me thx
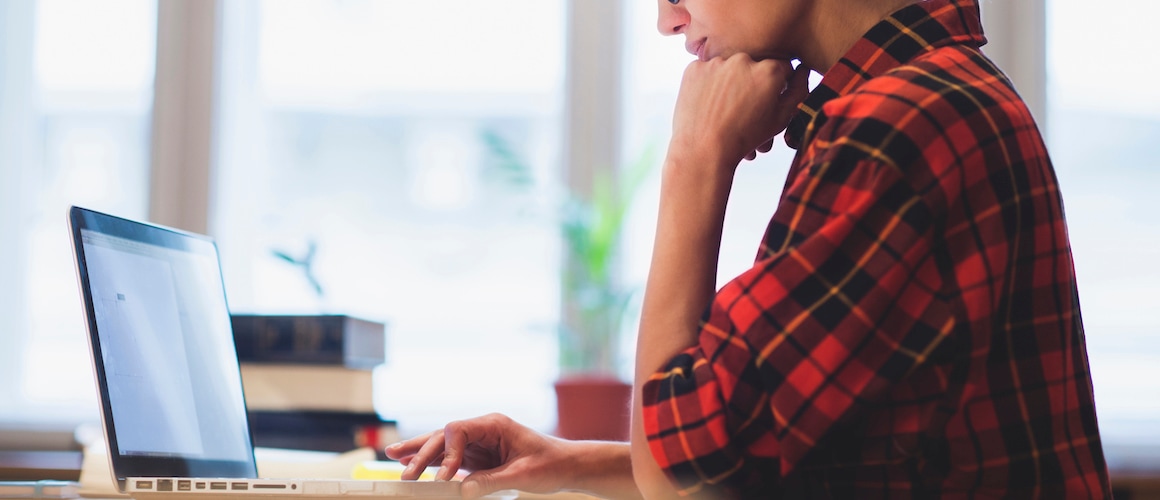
[247,411,397,455]
[232,315,385,368]
[239,364,376,413]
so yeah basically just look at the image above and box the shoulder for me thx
[811,45,1038,174]
[831,45,1027,124]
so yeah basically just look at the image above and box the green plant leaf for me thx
[480,129,535,189]
[479,126,661,373]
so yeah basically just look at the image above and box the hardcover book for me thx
[231,314,386,369]
[240,363,376,413]
[247,410,398,455]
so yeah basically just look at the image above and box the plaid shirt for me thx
[640,0,1112,497]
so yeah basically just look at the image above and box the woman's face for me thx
[656,0,813,62]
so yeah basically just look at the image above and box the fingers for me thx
[399,453,445,468]
[384,430,434,460]
[743,142,773,162]
[388,413,514,483]
[670,53,799,166]
[745,63,812,158]
[747,138,775,161]
[437,413,518,481]
[437,420,475,481]
[384,430,446,476]
[785,63,812,99]
[771,64,812,127]
[671,57,810,165]
[400,430,448,480]
[384,414,572,498]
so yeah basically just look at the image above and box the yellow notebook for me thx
[351,461,444,481]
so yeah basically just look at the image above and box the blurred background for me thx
[0,0,1156,491]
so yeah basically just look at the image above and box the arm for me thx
[386,413,641,499]
[638,138,952,494]
[631,147,734,500]
[631,55,811,499]
[562,441,642,499]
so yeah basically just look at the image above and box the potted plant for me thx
[482,130,655,440]
[554,152,653,441]
[558,161,650,376]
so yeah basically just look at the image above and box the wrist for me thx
[667,131,746,174]
[658,151,734,227]
[668,139,737,179]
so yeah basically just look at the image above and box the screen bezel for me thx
[68,206,258,489]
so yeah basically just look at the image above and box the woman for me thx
[387,0,1112,497]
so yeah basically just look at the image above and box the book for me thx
[231,314,386,369]
[351,461,438,481]
[0,451,81,481]
[248,411,398,456]
[240,363,376,413]
[0,480,79,499]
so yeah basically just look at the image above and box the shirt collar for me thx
[784,0,987,149]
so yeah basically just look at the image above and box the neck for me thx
[800,0,921,74]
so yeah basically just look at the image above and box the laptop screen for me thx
[70,207,257,483]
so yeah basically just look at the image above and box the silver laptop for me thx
[68,206,462,499]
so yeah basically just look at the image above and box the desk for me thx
[15,443,1160,499]
[74,491,598,498]
[72,446,601,499]
[78,495,597,500]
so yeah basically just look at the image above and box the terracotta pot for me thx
[554,375,632,441]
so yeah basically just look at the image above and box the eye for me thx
[668,0,679,4]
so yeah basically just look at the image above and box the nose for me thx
[656,0,688,36]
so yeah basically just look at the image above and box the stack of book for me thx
[231,314,397,455]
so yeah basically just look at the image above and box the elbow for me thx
[632,463,680,500]
[635,479,684,500]
[631,436,684,500]
[632,371,691,499]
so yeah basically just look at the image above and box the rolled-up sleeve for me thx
[641,154,954,495]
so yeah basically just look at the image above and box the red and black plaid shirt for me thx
[641,0,1112,497]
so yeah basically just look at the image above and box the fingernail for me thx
[404,462,417,475]
[385,442,401,450]
[435,466,447,481]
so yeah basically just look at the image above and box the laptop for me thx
[67,206,466,499]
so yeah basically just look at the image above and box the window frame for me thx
[0,0,40,411]
[147,0,219,234]
[980,0,1047,126]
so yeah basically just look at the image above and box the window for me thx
[1046,0,1160,444]
[212,0,566,436]
[5,0,1151,454]
[0,0,156,424]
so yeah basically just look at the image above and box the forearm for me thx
[559,440,642,499]
[631,149,735,499]
[632,152,733,388]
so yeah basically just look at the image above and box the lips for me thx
[685,38,707,61]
